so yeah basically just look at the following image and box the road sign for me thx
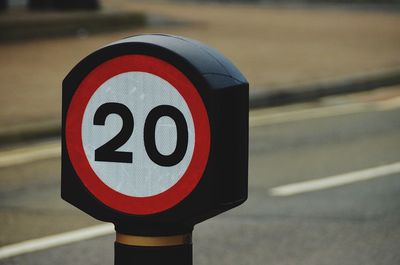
[65,54,210,215]
[62,35,248,264]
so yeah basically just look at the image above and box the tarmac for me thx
[0,1,399,145]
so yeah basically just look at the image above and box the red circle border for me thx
[66,55,210,215]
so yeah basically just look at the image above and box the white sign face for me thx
[81,72,195,197]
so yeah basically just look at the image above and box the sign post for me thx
[62,34,248,264]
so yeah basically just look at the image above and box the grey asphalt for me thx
[1,93,400,264]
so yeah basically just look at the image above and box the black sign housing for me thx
[62,34,248,236]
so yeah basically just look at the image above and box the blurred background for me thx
[0,0,400,264]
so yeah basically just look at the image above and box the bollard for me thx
[114,233,192,265]
[62,34,249,264]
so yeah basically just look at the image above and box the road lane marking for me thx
[269,162,400,196]
[0,141,60,168]
[250,95,400,127]
[0,223,114,260]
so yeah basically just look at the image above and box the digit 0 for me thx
[144,105,188,167]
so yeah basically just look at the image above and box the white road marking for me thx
[270,162,400,196]
[0,141,60,168]
[0,223,114,260]
[250,95,400,127]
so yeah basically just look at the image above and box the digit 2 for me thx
[94,103,134,163]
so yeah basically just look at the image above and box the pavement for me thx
[0,0,400,145]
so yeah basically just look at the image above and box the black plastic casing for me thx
[62,34,248,236]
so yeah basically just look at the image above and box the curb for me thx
[1,71,400,147]
[250,69,400,108]
[0,10,146,42]
[0,120,60,147]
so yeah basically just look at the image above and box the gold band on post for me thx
[116,233,192,247]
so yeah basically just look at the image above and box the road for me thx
[1,88,400,265]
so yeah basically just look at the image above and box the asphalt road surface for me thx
[1,89,400,265]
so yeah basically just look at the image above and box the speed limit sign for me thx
[62,34,248,237]
[66,54,210,215]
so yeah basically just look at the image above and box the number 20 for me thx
[93,103,188,167]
